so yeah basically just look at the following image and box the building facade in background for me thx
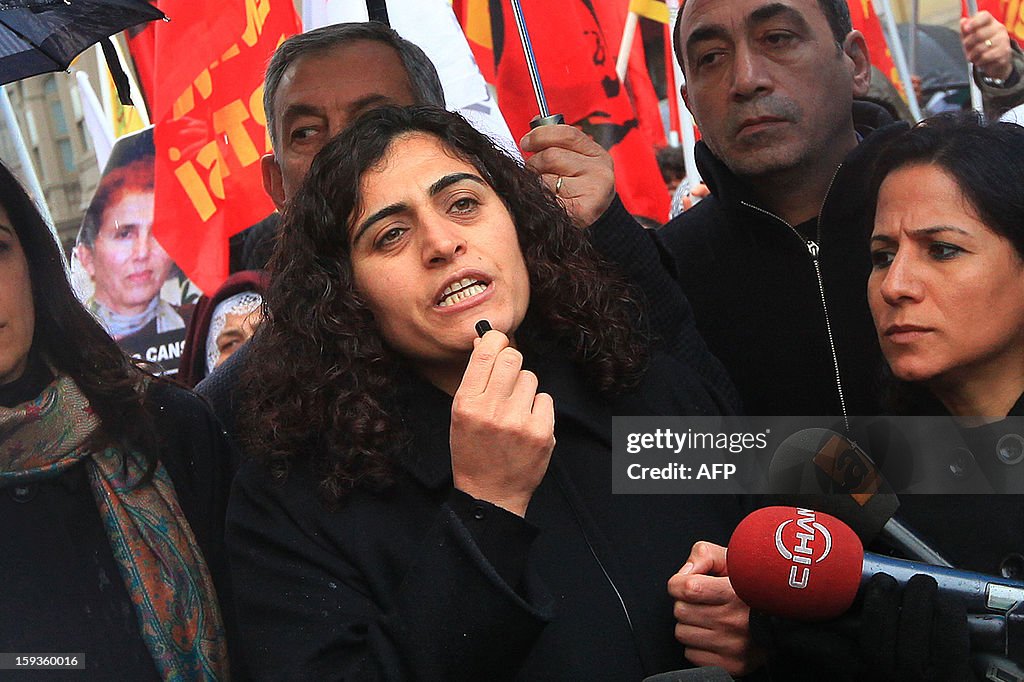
[0,51,102,253]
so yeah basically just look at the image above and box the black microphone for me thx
[770,427,952,566]
[641,667,734,681]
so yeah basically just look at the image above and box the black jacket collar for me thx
[390,337,612,493]
[695,101,906,226]
[394,374,455,491]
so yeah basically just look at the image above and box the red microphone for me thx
[728,506,1024,621]
[726,506,867,620]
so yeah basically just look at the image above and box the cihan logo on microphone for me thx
[774,508,832,590]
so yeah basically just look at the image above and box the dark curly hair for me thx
[241,105,650,503]
[0,161,159,465]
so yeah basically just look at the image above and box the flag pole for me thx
[964,0,985,114]
[872,0,924,121]
[664,18,680,146]
[74,71,115,170]
[667,0,699,182]
[908,0,918,80]
[615,11,639,83]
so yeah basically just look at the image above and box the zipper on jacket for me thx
[740,174,851,431]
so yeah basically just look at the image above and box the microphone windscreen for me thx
[768,428,891,499]
[728,506,863,620]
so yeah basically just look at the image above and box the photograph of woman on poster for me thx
[76,152,180,341]
[72,128,195,372]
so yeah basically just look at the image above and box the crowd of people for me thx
[2,0,1024,680]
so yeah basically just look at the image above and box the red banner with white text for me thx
[149,0,301,294]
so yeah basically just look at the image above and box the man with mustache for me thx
[196,22,444,442]
[525,0,898,420]
[526,1,1024,421]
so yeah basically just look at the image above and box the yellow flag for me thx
[629,0,669,24]
[462,0,493,49]
[107,70,146,138]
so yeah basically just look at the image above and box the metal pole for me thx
[872,0,924,122]
[0,85,57,237]
[668,0,699,183]
[908,0,918,82]
[509,0,562,126]
[964,0,986,114]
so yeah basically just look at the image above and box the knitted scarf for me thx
[0,375,229,680]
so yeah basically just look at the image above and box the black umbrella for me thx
[0,0,164,101]
[897,22,970,93]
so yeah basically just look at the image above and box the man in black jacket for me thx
[524,0,902,421]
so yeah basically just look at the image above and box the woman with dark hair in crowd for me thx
[0,159,233,679]
[227,105,753,680]
[852,112,1024,679]
[868,113,1024,441]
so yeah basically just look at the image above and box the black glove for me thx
[750,609,861,681]
[859,573,972,681]
[751,573,973,682]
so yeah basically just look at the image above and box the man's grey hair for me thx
[263,22,446,151]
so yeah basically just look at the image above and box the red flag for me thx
[489,0,669,222]
[149,0,301,295]
[125,21,156,108]
[593,0,667,152]
[847,0,906,98]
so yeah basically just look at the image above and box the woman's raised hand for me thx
[450,329,555,517]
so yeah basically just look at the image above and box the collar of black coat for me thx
[694,101,908,229]
[391,328,614,492]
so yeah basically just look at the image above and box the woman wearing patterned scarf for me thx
[0,160,232,680]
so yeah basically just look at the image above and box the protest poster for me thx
[71,127,199,374]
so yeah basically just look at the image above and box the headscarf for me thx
[206,292,263,375]
[0,375,229,680]
[178,270,268,388]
